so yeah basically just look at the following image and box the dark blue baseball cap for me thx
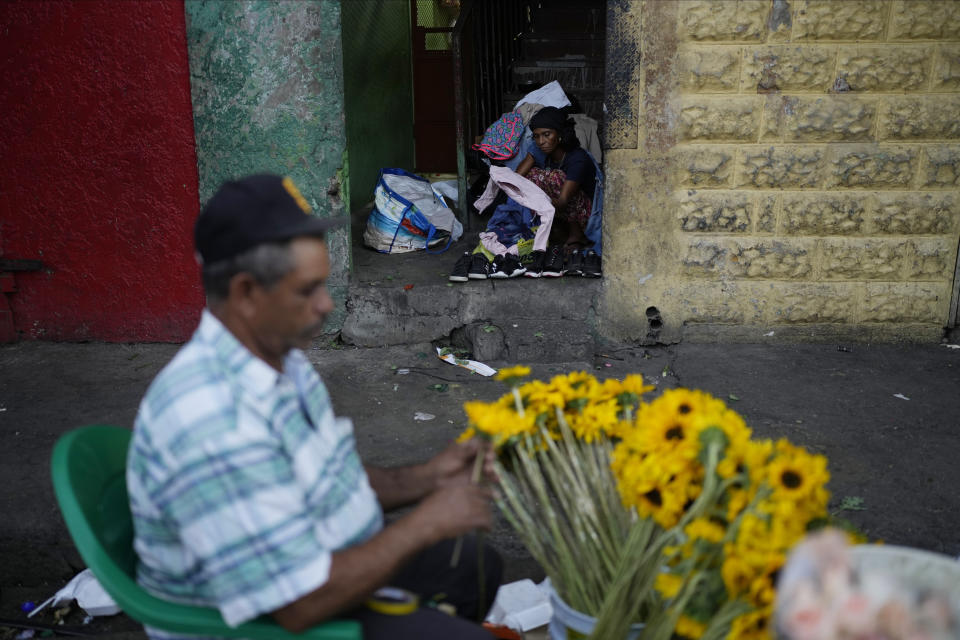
[195,174,345,265]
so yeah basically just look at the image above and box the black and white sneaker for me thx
[565,249,584,276]
[524,250,546,278]
[467,253,490,280]
[491,253,526,278]
[541,245,565,278]
[582,250,602,278]
[448,251,471,282]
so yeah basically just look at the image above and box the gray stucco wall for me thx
[184,0,350,332]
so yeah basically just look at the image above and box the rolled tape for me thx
[365,587,419,616]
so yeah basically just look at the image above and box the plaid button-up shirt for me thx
[127,310,382,636]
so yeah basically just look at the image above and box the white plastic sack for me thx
[514,80,571,111]
[364,171,463,253]
[484,578,553,632]
[431,179,458,203]
[32,569,121,617]
[380,173,462,240]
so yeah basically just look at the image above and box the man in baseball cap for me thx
[128,174,500,639]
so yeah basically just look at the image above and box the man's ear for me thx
[227,272,260,319]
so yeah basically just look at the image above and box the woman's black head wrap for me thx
[528,106,580,150]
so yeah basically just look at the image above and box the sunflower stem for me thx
[449,449,486,568]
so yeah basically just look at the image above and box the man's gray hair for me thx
[201,241,296,303]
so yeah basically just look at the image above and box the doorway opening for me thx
[341,0,607,286]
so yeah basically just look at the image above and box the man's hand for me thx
[364,439,496,511]
[410,483,495,544]
[427,438,497,490]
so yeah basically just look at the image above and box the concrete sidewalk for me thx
[2,338,959,637]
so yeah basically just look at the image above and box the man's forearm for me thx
[272,511,438,632]
[365,464,436,510]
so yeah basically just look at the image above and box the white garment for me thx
[514,80,571,111]
[474,166,555,253]
[571,113,602,164]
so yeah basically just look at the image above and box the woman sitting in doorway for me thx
[515,106,599,276]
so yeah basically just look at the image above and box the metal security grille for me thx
[415,0,459,51]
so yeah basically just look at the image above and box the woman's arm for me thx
[552,179,581,212]
[516,153,535,177]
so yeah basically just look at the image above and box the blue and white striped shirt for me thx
[127,310,383,636]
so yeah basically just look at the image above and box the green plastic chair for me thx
[51,424,363,639]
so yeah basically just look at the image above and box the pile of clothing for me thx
[453,81,603,282]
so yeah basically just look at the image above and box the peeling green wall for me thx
[184,0,350,332]
[341,0,414,213]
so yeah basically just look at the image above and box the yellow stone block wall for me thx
[601,0,960,342]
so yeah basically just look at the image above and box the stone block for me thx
[680,238,730,276]
[678,96,763,142]
[678,295,749,324]
[668,282,768,324]
[792,0,886,41]
[863,282,949,322]
[741,45,836,92]
[731,239,818,279]
[904,239,957,281]
[677,46,742,92]
[872,192,959,234]
[756,194,779,233]
[780,193,868,235]
[762,95,877,142]
[837,46,931,92]
[735,146,824,189]
[826,145,917,189]
[770,283,861,323]
[889,0,960,41]
[672,146,735,187]
[920,145,960,188]
[677,0,767,42]
[932,45,960,90]
[878,96,960,141]
[821,239,908,280]
[677,191,753,232]
[681,238,823,280]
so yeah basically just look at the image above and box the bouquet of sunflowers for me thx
[459,366,834,639]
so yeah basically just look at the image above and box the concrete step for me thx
[343,234,602,363]
[342,276,601,363]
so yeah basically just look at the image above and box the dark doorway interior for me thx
[411,0,459,173]
[462,0,606,148]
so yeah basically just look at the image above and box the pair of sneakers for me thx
[449,247,601,281]
[525,245,564,278]
[448,252,525,281]
[565,248,602,278]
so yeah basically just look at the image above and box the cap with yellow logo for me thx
[195,173,345,265]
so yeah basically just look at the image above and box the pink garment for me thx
[478,231,518,257]
[474,166,555,252]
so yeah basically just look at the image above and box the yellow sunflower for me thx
[684,517,727,544]
[619,373,655,397]
[721,550,753,597]
[655,572,684,599]
[463,400,537,448]
[494,364,531,383]
[727,606,773,640]
[629,388,733,457]
[567,397,620,442]
[676,614,707,639]
[520,379,565,416]
[764,439,830,515]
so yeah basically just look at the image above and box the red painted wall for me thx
[0,0,203,342]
